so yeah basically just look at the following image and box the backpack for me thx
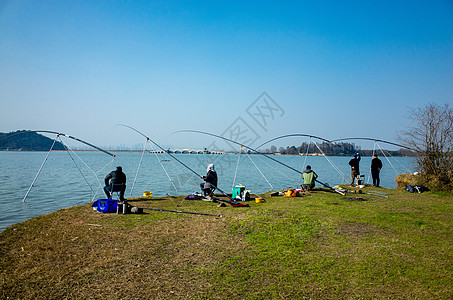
[284,189,296,197]
[405,185,429,193]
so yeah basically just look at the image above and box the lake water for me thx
[0,151,416,231]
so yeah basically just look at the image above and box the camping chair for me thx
[110,183,126,201]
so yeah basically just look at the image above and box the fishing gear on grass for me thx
[172,130,345,195]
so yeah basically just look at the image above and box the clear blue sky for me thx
[1,0,452,150]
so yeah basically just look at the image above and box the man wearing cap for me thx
[104,166,127,201]
[348,153,361,186]
[371,154,383,187]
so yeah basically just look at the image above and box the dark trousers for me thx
[104,184,126,200]
[200,183,214,196]
[371,170,380,187]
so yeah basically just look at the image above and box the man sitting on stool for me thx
[302,165,318,191]
[104,166,127,201]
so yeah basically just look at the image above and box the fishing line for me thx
[165,154,199,187]
[376,142,401,176]
[367,142,377,185]
[331,137,417,152]
[232,145,243,188]
[253,154,299,187]
[173,130,343,194]
[246,152,274,190]
[149,142,179,193]
[99,157,116,174]
[312,141,347,183]
[59,137,95,198]
[58,138,108,201]
[377,143,413,174]
[298,137,312,185]
[118,125,237,201]
[256,133,335,149]
[22,135,58,202]
[130,139,149,196]
[0,130,115,157]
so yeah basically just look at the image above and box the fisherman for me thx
[104,166,127,201]
[200,163,218,198]
[371,154,383,187]
[348,153,361,186]
[302,165,318,191]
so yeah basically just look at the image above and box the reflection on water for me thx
[0,151,415,231]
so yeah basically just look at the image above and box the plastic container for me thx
[232,186,245,200]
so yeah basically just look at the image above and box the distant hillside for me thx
[0,130,65,151]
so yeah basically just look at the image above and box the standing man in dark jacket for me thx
[200,164,218,198]
[349,153,361,186]
[371,154,383,187]
[104,166,127,200]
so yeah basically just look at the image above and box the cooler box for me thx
[232,186,245,200]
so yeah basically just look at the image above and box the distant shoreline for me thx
[0,149,416,157]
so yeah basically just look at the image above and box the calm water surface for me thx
[0,151,416,231]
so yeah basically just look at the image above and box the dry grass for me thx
[1,188,452,299]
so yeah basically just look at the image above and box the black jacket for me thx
[349,155,361,173]
[203,170,218,188]
[105,170,126,186]
[371,157,382,171]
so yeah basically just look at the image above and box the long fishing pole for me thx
[330,137,418,152]
[0,130,115,157]
[172,130,344,195]
[256,133,335,150]
[117,125,238,202]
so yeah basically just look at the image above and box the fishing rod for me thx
[256,133,336,150]
[0,130,115,157]
[117,124,241,203]
[1,130,115,202]
[172,130,344,195]
[330,137,418,152]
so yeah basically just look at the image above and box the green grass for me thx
[1,188,452,299]
[202,189,453,299]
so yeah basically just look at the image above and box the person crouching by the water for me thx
[371,154,383,187]
[104,166,127,201]
[302,165,318,191]
[200,163,217,198]
[349,153,361,186]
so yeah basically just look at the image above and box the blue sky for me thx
[1,0,452,151]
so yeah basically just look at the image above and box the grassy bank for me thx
[1,187,452,299]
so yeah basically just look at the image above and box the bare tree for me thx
[400,103,453,189]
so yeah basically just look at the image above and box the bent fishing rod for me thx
[330,137,418,152]
[0,130,115,157]
[256,133,336,150]
[117,124,238,202]
[172,130,342,193]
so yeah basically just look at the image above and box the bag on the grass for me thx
[92,199,118,213]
